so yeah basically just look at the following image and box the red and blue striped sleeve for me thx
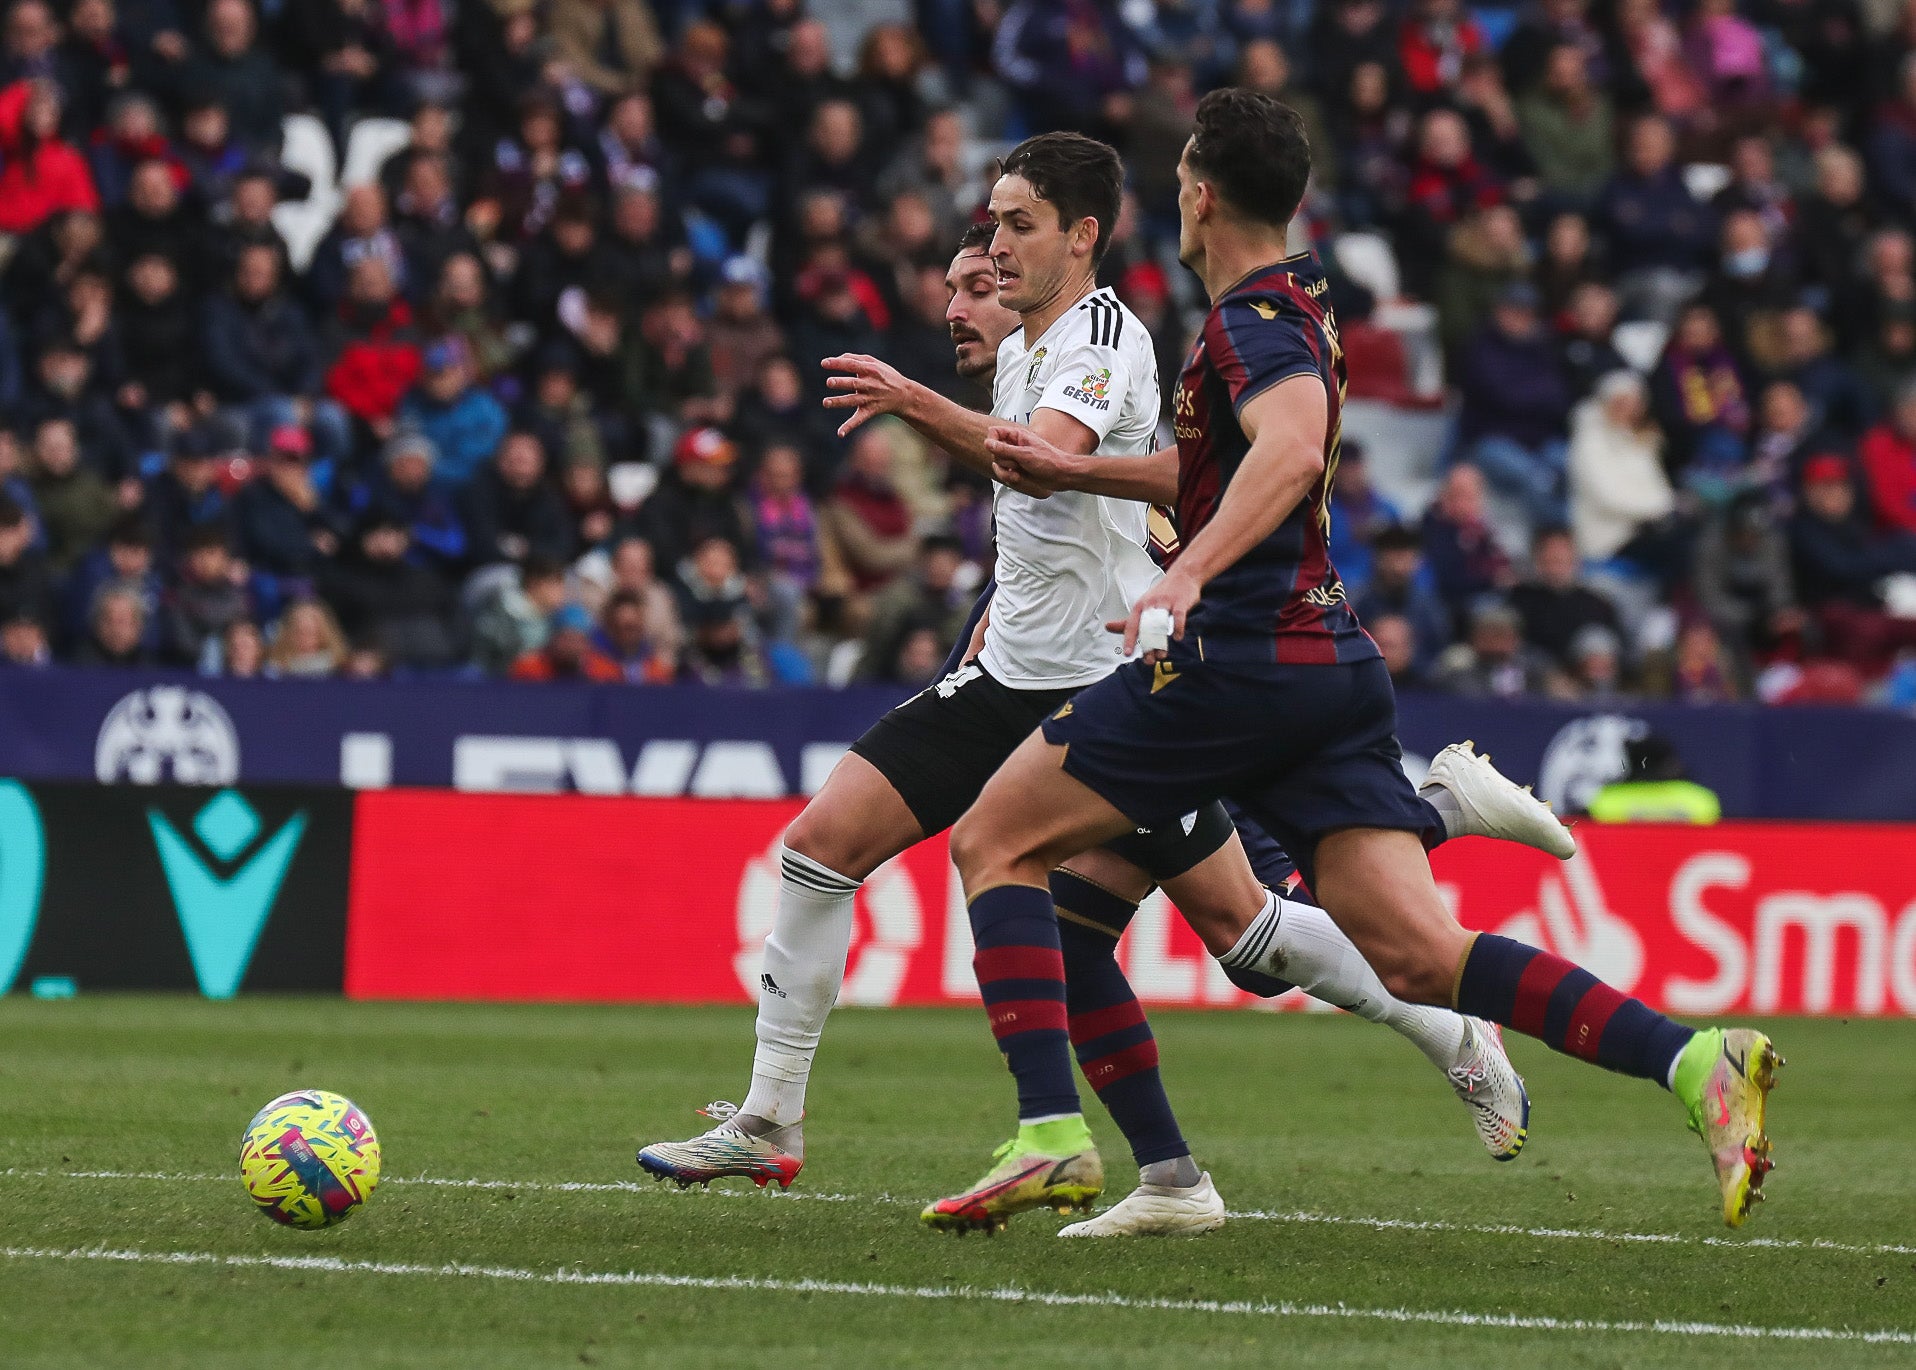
[1204,293,1326,419]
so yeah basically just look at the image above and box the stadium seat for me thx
[1333,232,1401,303]
[1343,319,1419,405]
[272,113,342,271]
[340,117,412,189]
[1611,320,1669,373]
[1681,163,1731,203]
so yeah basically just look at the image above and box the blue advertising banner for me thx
[0,667,1909,819]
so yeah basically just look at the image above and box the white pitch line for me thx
[8,1168,1915,1260]
[0,1244,1910,1346]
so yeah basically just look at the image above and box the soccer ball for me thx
[239,1089,382,1229]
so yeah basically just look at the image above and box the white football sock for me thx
[1217,892,1467,1068]
[739,846,861,1126]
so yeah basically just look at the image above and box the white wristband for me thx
[1137,607,1173,656]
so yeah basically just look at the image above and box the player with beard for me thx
[641,140,1560,1235]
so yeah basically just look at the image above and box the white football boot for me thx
[1420,741,1576,859]
[1057,1171,1226,1237]
[1446,1018,1530,1160]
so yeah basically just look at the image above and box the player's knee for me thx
[947,810,991,875]
[783,804,867,881]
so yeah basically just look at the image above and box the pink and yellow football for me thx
[239,1089,381,1229]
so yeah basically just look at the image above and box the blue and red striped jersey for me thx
[1169,253,1377,665]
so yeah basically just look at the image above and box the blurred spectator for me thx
[1653,302,1751,482]
[322,256,423,447]
[597,534,681,668]
[0,80,98,234]
[1454,54,1536,193]
[161,524,249,667]
[1369,611,1426,688]
[1660,619,1742,703]
[1516,43,1613,207]
[1862,381,1916,537]
[308,184,406,317]
[208,617,265,678]
[857,534,969,683]
[1397,108,1501,296]
[470,554,566,675]
[1421,464,1515,618]
[550,0,662,100]
[1435,204,1530,360]
[749,442,821,644]
[1397,0,1485,97]
[1569,371,1678,568]
[22,332,136,481]
[823,426,915,599]
[1698,491,1800,665]
[29,415,118,572]
[1596,116,1714,321]
[424,253,516,383]
[1788,452,1916,672]
[202,244,342,463]
[462,429,572,568]
[117,252,201,436]
[631,426,752,574]
[1454,282,1573,528]
[1,613,49,668]
[1557,281,1627,400]
[397,336,508,489]
[320,513,458,670]
[1684,0,1770,112]
[144,430,228,569]
[0,493,52,627]
[1566,622,1626,700]
[517,342,604,476]
[1509,526,1622,668]
[707,257,783,402]
[75,578,152,665]
[263,598,348,678]
[877,107,972,243]
[1536,211,1600,315]
[679,594,776,686]
[1433,599,1554,696]
[286,0,400,163]
[189,0,282,153]
[1354,523,1452,676]
[593,588,673,683]
[559,458,616,553]
[345,430,466,577]
[233,425,342,584]
[61,514,160,655]
[992,0,1147,136]
[1796,145,1874,305]
[1327,443,1400,593]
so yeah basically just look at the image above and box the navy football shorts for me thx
[1042,647,1436,887]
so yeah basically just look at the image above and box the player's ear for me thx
[1075,215,1100,261]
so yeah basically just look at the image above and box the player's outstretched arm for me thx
[820,354,1098,479]
[985,426,1178,504]
[1111,376,1327,658]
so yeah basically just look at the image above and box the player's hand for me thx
[1108,567,1201,663]
[985,425,1072,497]
[821,355,914,437]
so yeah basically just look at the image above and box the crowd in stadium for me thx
[1,0,1915,703]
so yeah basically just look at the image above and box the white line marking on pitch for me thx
[0,1245,1910,1346]
[8,1168,1914,1260]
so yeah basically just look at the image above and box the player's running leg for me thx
[1047,866,1224,1237]
[1305,826,1779,1227]
[637,754,921,1189]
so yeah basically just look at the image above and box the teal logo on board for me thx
[149,791,306,999]
[0,781,45,993]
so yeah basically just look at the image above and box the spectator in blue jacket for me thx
[61,515,163,656]
[233,425,345,599]
[992,0,1148,136]
[397,335,508,489]
[342,430,467,578]
[1454,282,1574,528]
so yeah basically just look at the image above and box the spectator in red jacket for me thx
[324,256,423,447]
[1860,380,1916,537]
[1398,107,1503,294]
[0,80,100,234]
[1398,0,1485,96]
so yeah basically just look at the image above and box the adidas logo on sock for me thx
[761,973,787,999]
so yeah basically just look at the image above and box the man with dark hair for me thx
[976,86,1781,1234]
[644,210,1543,1235]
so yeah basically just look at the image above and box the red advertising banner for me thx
[345,792,1916,1016]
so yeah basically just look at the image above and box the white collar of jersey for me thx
[1012,283,1113,355]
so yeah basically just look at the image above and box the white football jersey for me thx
[981,285,1163,689]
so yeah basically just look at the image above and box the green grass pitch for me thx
[1,996,1912,1368]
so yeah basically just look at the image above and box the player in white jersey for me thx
[637,138,1554,1228]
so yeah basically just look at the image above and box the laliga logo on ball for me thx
[95,687,241,785]
[736,836,922,1006]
